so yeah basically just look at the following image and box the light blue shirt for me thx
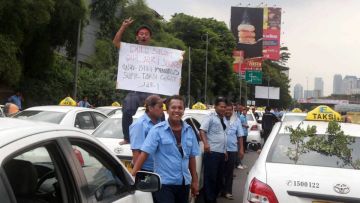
[200,112,227,153]
[141,120,200,185]
[130,113,158,171]
[224,117,244,152]
[240,114,248,136]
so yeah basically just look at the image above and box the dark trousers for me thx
[243,135,248,151]
[223,151,237,194]
[154,184,190,203]
[263,128,272,145]
[203,152,225,203]
[122,111,133,142]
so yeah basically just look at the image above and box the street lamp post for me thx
[204,33,209,104]
[267,75,270,106]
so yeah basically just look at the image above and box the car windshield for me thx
[282,114,306,122]
[13,110,66,124]
[267,133,360,170]
[93,118,124,139]
[95,108,113,115]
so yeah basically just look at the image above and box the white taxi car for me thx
[13,105,108,134]
[243,106,360,203]
[0,118,160,203]
[281,112,307,122]
[246,111,262,149]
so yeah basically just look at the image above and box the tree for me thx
[0,0,87,87]
[166,13,238,103]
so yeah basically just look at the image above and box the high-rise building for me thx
[314,77,324,97]
[304,90,314,99]
[293,84,303,100]
[333,74,343,95]
[342,75,357,95]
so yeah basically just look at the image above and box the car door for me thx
[0,134,82,203]
[91,112,108,128]
[75,111,97,134]
[62,138,153,203]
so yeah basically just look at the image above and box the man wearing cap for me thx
[113,17,153,144]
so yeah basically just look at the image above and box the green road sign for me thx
[245,71,262,84]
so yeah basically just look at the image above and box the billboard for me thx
[233,50,262,74]
[255,86,280,100]
[231,7,282,61]
[231,7,264,59]
[263,7,282,60]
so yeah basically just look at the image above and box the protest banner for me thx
[116,43,184,96]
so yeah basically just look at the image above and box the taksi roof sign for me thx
[306,105,342,121]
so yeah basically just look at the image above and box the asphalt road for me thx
[218,151,259,203]
[195,150,259,203]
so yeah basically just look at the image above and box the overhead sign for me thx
[59,97,77,106]
[255,86,280,100]
[116,43,184,96]
[263,7,282,60]
[306,105,342,121]
[245,70,262,84]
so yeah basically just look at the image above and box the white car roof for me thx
[283,112,307,116]
[96,106,122,110]
[22,105,103,113]
[0,118,86,147]
[279,121,360,137]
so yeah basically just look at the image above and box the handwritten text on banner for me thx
[116,43,184,96]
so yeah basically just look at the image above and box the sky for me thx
[145,0,360,97]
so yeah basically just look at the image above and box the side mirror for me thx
[134,171,161,192]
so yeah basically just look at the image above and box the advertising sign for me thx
[241,57,262,74]
[255,86,280,100]
[116,43,184,96]
[232,50,244,73]
[263,7,282,60]
[231,7,264,58]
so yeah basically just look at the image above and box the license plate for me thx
[121,159,133,172]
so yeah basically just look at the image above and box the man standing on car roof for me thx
[199,97,228,203]
[131,95,200,203]
[113,17,153,144]
[130,95,164,172]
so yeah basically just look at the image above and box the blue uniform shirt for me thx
[200,112,227,153]
[224,117,244,152]
[141,120,200,185]
[240,114,248,136]
[130,113,158,171]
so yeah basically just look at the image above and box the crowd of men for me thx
[123,93,269,203]
[110,17,283,203]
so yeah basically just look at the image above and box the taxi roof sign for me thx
[291,108,302,113]
[111,102,121,107]
[192,102,207,110]
[305,105,342,121]
[59,97,77,106]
